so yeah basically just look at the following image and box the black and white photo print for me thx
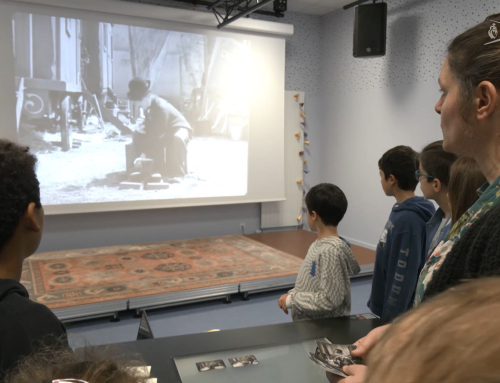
[196,359,227,372]
[228,355,259,367]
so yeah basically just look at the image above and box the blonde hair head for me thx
[366,278,500,383]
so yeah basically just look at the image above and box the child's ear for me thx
[311,211,318,221]
[24,203,42,233]
[433,178,442,193]
[388,174,396,186]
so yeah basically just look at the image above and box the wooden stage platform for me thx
[246,230,374,264]
[22,230,375,322]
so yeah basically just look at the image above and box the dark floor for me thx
[66,276,373,349]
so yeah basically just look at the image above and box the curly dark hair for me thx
[0,139,41,251]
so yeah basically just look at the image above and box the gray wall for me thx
[40,204,261,252]
[318,0,500,248]
[40,10,323,252]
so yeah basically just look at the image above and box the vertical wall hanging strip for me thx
[261,91,306,229]
[298,95,308,230]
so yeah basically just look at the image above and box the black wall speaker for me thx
[353,2,387,57]
[273,0,287,13]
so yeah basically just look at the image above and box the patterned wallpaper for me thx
[252,12,323,97]
[321,0,500,95]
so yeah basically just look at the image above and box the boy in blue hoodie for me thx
[368,146,435,324]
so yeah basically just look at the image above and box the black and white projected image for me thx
[10,13,250,206]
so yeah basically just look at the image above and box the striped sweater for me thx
[286,236,360,321]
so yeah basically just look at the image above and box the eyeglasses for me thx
[415,170,435,181]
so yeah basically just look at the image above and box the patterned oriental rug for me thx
[21,236,302,310]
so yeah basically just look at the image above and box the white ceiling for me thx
[286,0,357,16]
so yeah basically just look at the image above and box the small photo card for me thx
[228,355,259,368]
[196,359,226,372]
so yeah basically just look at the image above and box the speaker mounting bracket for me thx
[208,0,284,29]
[343,0,382,10]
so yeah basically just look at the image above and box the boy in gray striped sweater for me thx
[278,183,360,321]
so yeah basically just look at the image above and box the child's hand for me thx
[278,294,289,314]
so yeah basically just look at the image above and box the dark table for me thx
[94,317,381,382]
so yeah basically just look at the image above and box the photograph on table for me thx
[228,355,259,368]
[195,359,227,372]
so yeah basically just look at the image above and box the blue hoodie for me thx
[368,196,435,323]
[425,208,452,258]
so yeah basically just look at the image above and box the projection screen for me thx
[0,0,286,214]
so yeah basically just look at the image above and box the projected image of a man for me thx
[6,12,251,206]
[127,78,192,179]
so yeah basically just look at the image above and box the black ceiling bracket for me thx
[208,0,276,28]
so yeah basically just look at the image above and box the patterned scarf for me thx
[414,175,500,306]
